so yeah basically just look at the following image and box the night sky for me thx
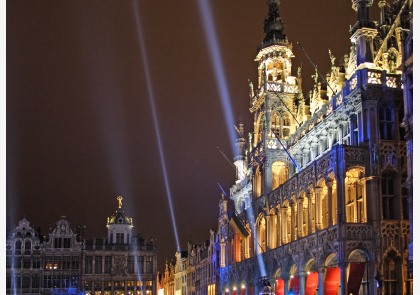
[7,0,379,271]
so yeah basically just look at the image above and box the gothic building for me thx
[6,196,158,295]
[213,0,412,295]
[158,0,412,294]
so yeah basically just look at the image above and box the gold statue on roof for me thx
[117,196,123,208]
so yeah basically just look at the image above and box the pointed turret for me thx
[234,122,247,181]
[259,0,288,51]
[350,0,378,66]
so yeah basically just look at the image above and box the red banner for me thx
[305,272,318,295]
[347,262,366,295]
[276,278,284,295]
[249,284,254,295]
[240,288,246,295]
[289,276,300,295]
[324,267,340,295]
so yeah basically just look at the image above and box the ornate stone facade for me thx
[6,197,158,295]
[215,1,412,295]
[158,1,412,295]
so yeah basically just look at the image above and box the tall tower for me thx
[249,0,301,195]
[106,196,134,244]
[350,0,377,67]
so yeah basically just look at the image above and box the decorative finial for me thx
[328,49,336,66]
[117,196,123,208]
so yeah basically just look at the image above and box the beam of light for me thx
[132,247,143,291]
[98,99,134,203]
[197,0,267,279]
[197,0,237,156]
[131,0,180,251]
[245,204,267,278]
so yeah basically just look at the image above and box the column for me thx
[276,209,281,247]
[326,178,334,226]
[336,158,347,224]
[291,202,297,241]
[317,266,326,295]
[328,129,335,150]
[282,275,289,295]
[302,148,309,167]
[310,142,318,162]
[338,260,348,295]
[315,187,323,230]
[281,207,288,244]
[297,198,303,238]
[264,157,273,194]
[307,190,314,234]
[298,271,306,295]
[266,214,271,250]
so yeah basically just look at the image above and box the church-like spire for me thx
[259,0,288,51]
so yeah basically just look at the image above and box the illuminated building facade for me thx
[158,231,218,295]
[6,217,83,295]
[399,0,413,276]
[6,197,158,295]
[215,0,412,295]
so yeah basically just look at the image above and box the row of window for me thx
[7,238,73,254]
[6,273,78,290]
[84,255,154,274]
[6,256,80,270]
[230,169,409,265]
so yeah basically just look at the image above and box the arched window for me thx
[272,161,288,189]
[266,61,282,82]
[15,240,22,254]
[24,240,31,255]
[321,190,328,229]
[302,197,309,237]
[271,113,280,139]
[254,167,262,198]
[258,116,264,143]
[382,173,397,219]
[309,191,316,233]
[257,217,266,253]
[383,251,399,294]
[244,224,251,259]
[291,200,297,241]
[286,206,291,243]
[345,169,366,223]
[281,204,291,244]
[234,234,241,263]
[267,62,274,82]
[282,115,291,138]
[267,211,277,249]
[331,179,338,225]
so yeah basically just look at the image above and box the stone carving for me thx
[380,142,398,170]
[111,255,127,276]
[345,146,365,168]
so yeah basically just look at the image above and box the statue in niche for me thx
[371,144,378,164]
[388,51,397,73]
[297,66,302,78]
